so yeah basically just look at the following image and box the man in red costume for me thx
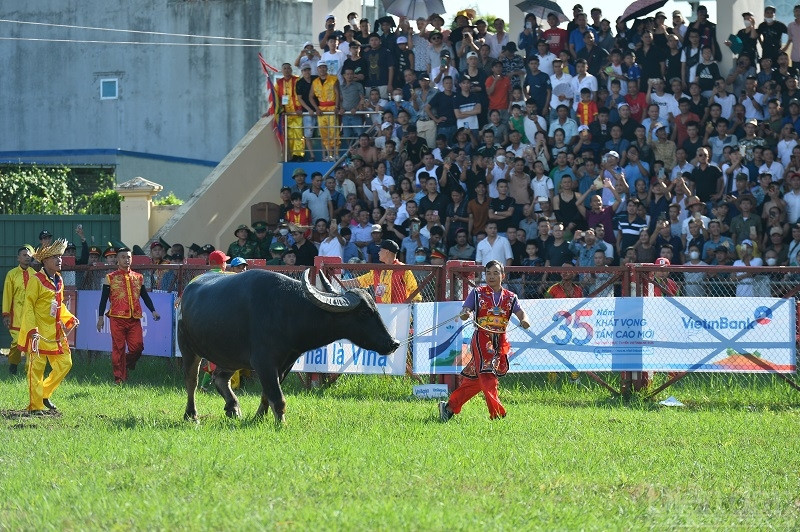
[97,247,161,384]
[440,260,530,421]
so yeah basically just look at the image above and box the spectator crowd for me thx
[264,5,800,283]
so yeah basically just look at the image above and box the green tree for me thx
[153,192,184,206]
[78,189,123,214]
[0,165,74,214]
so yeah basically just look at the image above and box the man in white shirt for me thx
[318,223,345,259]
[570,59,597,113]
[535,39,557,76]
[320,36,348,83]
[646,78,680,126]
[759,147,785,183]
[475,221,513,265]
[784,173,800,224]
[415,152,441,190]
[548,58,573,122]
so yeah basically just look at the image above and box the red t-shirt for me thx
[542,28,569,56]
[486,75,511,115]
[625,92,648,122]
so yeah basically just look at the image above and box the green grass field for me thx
[1,354,799,530]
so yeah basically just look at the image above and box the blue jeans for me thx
[437,125,457,143]
[341,114,364,147]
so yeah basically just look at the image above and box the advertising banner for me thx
[413,297,796,374]
[75,290,175,357]
[291,304,411,375]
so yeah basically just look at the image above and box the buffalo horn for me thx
[302,269,359,312]
[317,270,340,294]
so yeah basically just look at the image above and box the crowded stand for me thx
[26,6,800,301]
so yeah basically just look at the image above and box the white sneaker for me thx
[438,401,453,422]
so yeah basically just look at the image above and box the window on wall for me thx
[100,79,118,100]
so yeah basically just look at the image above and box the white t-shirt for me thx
[741,92,766,121]
[475,235,513,265]
[415,165,441,189]
[536,52,557,76]
[320,50,348,82]
[318,237,344,259]
[430,65,459,91]
[570,74,598,112]
[777,138,798,167]
[759,161,785,183]
[371,175,395,208]
[649,92,680,124]
[549,73,574,110]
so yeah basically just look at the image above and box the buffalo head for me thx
[302,270,401,355]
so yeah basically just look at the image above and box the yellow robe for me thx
[2,265,31,364]
[18,271,76,356]
[312,75,340,153]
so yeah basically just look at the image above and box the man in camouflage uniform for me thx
[226,225,258,259]
[250,221,274,260]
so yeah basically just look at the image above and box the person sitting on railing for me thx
[349,133,379,167]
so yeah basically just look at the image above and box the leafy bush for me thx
[152,191,184,206]
[78,189,123,215]
[0,165,74,214]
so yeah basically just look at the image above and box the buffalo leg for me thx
[183,354,202,421]
[212,368,241,418]
[255,367,286,424]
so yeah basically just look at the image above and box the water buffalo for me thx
[178,268,400,423]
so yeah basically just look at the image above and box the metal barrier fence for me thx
[60,261,800,397]
[281,110,384,162]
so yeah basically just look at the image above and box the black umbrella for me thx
[515,0,568,24]
[620,0,668,23]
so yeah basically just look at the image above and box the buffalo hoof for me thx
[184,412,198,422]
[225,407,241,419]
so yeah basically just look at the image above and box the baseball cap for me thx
[292,167,307,177]
[301,63,311,71]
[770,227,783,236]
[371,223,382,232]
[380,240,400,253]
[381,121,393,130]
[440,49,451,58]
[617,102,629,109]
[209,250,230,265]
[39,230,52,240]
[741,239,754,247]
[578,124,589,132]
[654,257,671,266]
[466,51,478,59]
[303,41,313,48]
[230,257,247,267]
[396,36,408,44]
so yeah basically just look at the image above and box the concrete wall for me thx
[158,114,284,252]
[0,0,371,199]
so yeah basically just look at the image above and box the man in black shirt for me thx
[425,76,458,143]
[295,64,318,159]
[290,225,318,266]
[758,6,788,63]
[399,125,428,169]
[488,179,516,234]
[689,147,723,202]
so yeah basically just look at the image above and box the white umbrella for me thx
[382,0,446,21]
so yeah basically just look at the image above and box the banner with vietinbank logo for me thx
[413,298,796,374]
[291,304,411,375]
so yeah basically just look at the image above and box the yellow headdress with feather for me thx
[33,238,68,262]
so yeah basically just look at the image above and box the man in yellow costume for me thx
[17,239,78,414]
[277,62,305,161]
[342,240,422,303]
[2,245,34,375]
[310,62,341,161]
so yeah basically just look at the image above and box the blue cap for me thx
[230,257,247,267]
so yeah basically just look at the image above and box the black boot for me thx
[43,398,58,411]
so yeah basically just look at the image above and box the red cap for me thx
[654,257,671,266]
[208,250,230,265]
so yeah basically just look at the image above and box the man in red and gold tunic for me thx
[17,239,78,414]
[277,62,305,160]
[440,260,530,421]
[97,247,160,384]
[2,245,33,375]
[347,240,421,303]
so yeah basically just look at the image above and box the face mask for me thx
[766,17,775,23]
[415,255,426,263]
[279,229,289,236]
[349,17,357,27]
[744,19,752,27]
[766,257,777,266]
[495,155,506,164]
[689,251,700,260]
[393,94,402,102]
